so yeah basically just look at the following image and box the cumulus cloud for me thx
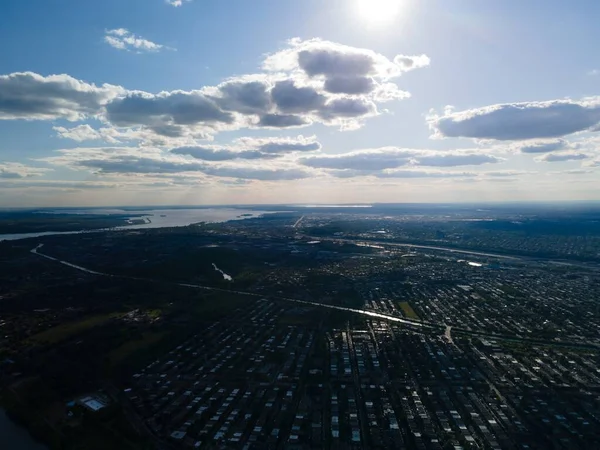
[104,28,172,53]
[54,123,209,146]
[210,78,271,115]
[54,124,103,142]
[299,147,501,170]
[1,38,427,138]
[270,80,326,114]
[429,98,600,140]
[40,147,204,174]
[197,39,425,132]
[0,180,120,190]
[300,148,417,170]
[329,169,474,179]
[170,146,274,161]
[0,72,122,121]
[201,165,311,180]
[372,83,411,103]
[416,154,502,167]
[319,98,376,120]
[171,135,321,161]
[105,91,235,136]
[379,170,474,179]
[257,114,310,128]
[324,76,375,95]
[263,38,429,84]
[75,156,208,174]
[39,146,314,181]
[236,135,321,153]
[517,139,569,153]
[0,162,49,179]
[484,170,534,177]
[0,176,213,191]
[548,169,594,175]
[166,0,191,6]
[536,152,590,162]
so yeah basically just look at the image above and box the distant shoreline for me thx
[0,207,278,242]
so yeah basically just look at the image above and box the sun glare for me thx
[356,0,403,25]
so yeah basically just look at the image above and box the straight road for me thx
[292,215,305,228]
[30,245,600,350]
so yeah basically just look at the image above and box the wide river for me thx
[0,208,278,242]
[0,409,47,449]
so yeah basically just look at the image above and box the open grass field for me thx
[398,301,420,320]
[28,313,121,345]
[107,332,166,366]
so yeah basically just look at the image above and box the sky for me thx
[0,0,599,207]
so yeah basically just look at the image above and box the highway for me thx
[292,215,305,228]
[302,235,600,270]
[303,236,523,260]
[30,245,600,351]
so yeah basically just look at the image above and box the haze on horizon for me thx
[1,0,599,207]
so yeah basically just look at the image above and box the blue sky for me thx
[0,0,599,206]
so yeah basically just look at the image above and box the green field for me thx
[107,332,166,366]
[398,301,420,320]
[28,313,121,345]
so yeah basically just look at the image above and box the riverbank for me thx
[0,407,48,449]
[0,207,278,242]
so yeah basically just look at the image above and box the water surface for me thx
[0,208,276,242]
[0,409,47,450]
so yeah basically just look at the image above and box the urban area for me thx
[1,205,599,449]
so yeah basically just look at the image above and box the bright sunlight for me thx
[356,0,403,25]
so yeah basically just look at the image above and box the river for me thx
[0,208,278,242]
[0,409,47,449]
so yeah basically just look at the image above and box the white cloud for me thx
[300,148,417,170]
[585,159,600,167]
[256,114,310,128]
[515,139,570,153]
[39,146,316,181]
[54,123,210,146]
[329,169,475,179]
[54,124,103,142]
[263,38,429,83]
[0,72,123,121]
[209,77,272,115]
[0,162,49,179]
[166,0,191,6]
[548,169,594,175]
[167,135,322,165]
[484,170,535,177]
[201,165,312,181]
[104,29,173,53]
[415,153,502,167]
[234,135,321,153]
[0,180,119,190]
[536,152,590,162]
[299,147,502,170]
[0,38,427,138]
[428,98,600,141]
[171,146,277,161]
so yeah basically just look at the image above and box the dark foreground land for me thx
[1,204,600,449]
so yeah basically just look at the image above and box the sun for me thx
[356,0,403,25]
